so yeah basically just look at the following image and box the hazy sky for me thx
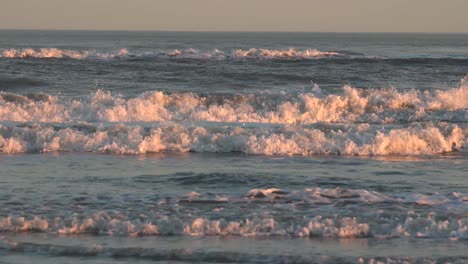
[1,0,467,32]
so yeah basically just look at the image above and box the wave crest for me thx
[0,48,129,59]
[1,212,466,239]
[0,122,464,155]
[1,84,467,124]
[231,48,341,58]
[0,47,342,60]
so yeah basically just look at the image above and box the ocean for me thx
[0,30,467,263]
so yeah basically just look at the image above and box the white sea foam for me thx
[1,84,467,124]
[0,187,466,238]
[0,48,129,59]
[0,122,464,155]
[231,48,341,58]
[1,78,466,155]
[0,47,343,60]
[233,187,467,207]
[0,212,466,239]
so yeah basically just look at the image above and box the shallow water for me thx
[0,31,467,263]
[1,153,467,263]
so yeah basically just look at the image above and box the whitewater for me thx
[1,80,466,155]
[0,31,467,263]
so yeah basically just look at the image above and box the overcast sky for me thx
[1,0,467,32]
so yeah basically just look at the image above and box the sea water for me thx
[0,31,467,263]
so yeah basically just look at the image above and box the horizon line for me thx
[0,28,467,35]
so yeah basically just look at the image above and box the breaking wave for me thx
[0,122,465,155]
[0,76,466,155]
[3,47,468,62]
[0,47,344,60]
[0,77,466,156]
[0,209,466,239]
[0,48,129,59]
[1,83,467,124]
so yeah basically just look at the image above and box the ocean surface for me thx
[0,30,467,263]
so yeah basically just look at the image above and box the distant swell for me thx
[0,47,345,60]
[3,47,468,61]
[0,48,129,59]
